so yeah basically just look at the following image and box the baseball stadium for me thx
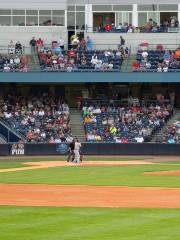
[0,0,180,239]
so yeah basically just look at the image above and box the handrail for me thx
[0,119,27,142]
[85,26,180,34]
[0,133,7,143]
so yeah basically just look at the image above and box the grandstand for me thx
[0,0,180,155]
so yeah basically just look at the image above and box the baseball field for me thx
[0,155,180,240]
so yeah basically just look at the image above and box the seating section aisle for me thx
[162,121,180,144]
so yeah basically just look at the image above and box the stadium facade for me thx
[0,0,180,152]
[0,0,180,46]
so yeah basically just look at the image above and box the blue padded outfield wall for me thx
[0,143,180,156]
[0,72,180,83]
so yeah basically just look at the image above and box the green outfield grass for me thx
[0,206,180,240]
[0,164,180,187]
[1,158,180,239]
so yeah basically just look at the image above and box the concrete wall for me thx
[0,72,180,83]
[1,28,180,54]
[68,0,180,4]
[0,27,67,54]
[0,0,66,9]
[86,32,180,53]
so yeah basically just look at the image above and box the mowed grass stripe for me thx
[0,206,180,240]
[0,164,180,187]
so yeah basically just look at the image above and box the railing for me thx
[0,133,7,143]
[0,118,26,143]
[0,45,26,54]
[86,26,180,34]
[1,42,180,55]
[137,44,180,51]
[81,98,166,107]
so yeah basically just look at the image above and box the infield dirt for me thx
[0,158,180,208]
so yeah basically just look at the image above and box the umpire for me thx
[67,139,75,162]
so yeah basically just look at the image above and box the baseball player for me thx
[74,138,81,163]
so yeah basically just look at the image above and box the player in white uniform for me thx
[74,139,81,163]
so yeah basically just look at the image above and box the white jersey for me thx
[74,142,81,151]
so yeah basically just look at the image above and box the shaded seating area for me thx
[0,93,71,143]
[83,102,173,143]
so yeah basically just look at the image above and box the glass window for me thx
[39,10,51,15]
[26,10,38,15]
[92,5,112,11]
[12,16,25,26]
[39,16,52,26]
[129,13,132,24]
[67,12,75,29]
[148,12,159,24]
[12,10,25,15]
[138,5,157,11]
[159,4,178,11]
[67,5,75,11]
[0,9,11,15]
[76,6,85,11]
[52,16,64,26]
[0,16,11,26]
[116,12,122,26]
[52,10,64,16]
[138,12,147,26]
[76,12,85,30]
[113,5,132,11]
[122,12,129,24]
[26,16,38,26]
[116,12,132,26]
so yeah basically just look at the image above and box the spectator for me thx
[79,38,86,50]
[86,36,93,51]
[8,40,15,55]
[132,60,140,70]
[36,38,44,52]
[142,51,148,62]
[15,41,22,55]
[59,37,65,50]
[117,23,122,30]
[29,37,36,54]
[120,36,125,47]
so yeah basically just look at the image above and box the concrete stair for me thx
[151,108,180,142]
[121,54,136,72]
[70,108,86,142]
[28,53,41,71]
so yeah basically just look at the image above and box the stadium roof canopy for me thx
[0,0,179,9]
[68,0,180,3]
[0,0,66,9]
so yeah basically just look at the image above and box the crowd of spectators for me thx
[0,40,28,72]
[38,47,124,72]
[30,35,125,72]
[82,98,173,143]
[95,17,179,33]
[133,47,180,72]
[0,92,72,143]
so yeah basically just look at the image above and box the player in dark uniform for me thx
[67,139,75,162]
